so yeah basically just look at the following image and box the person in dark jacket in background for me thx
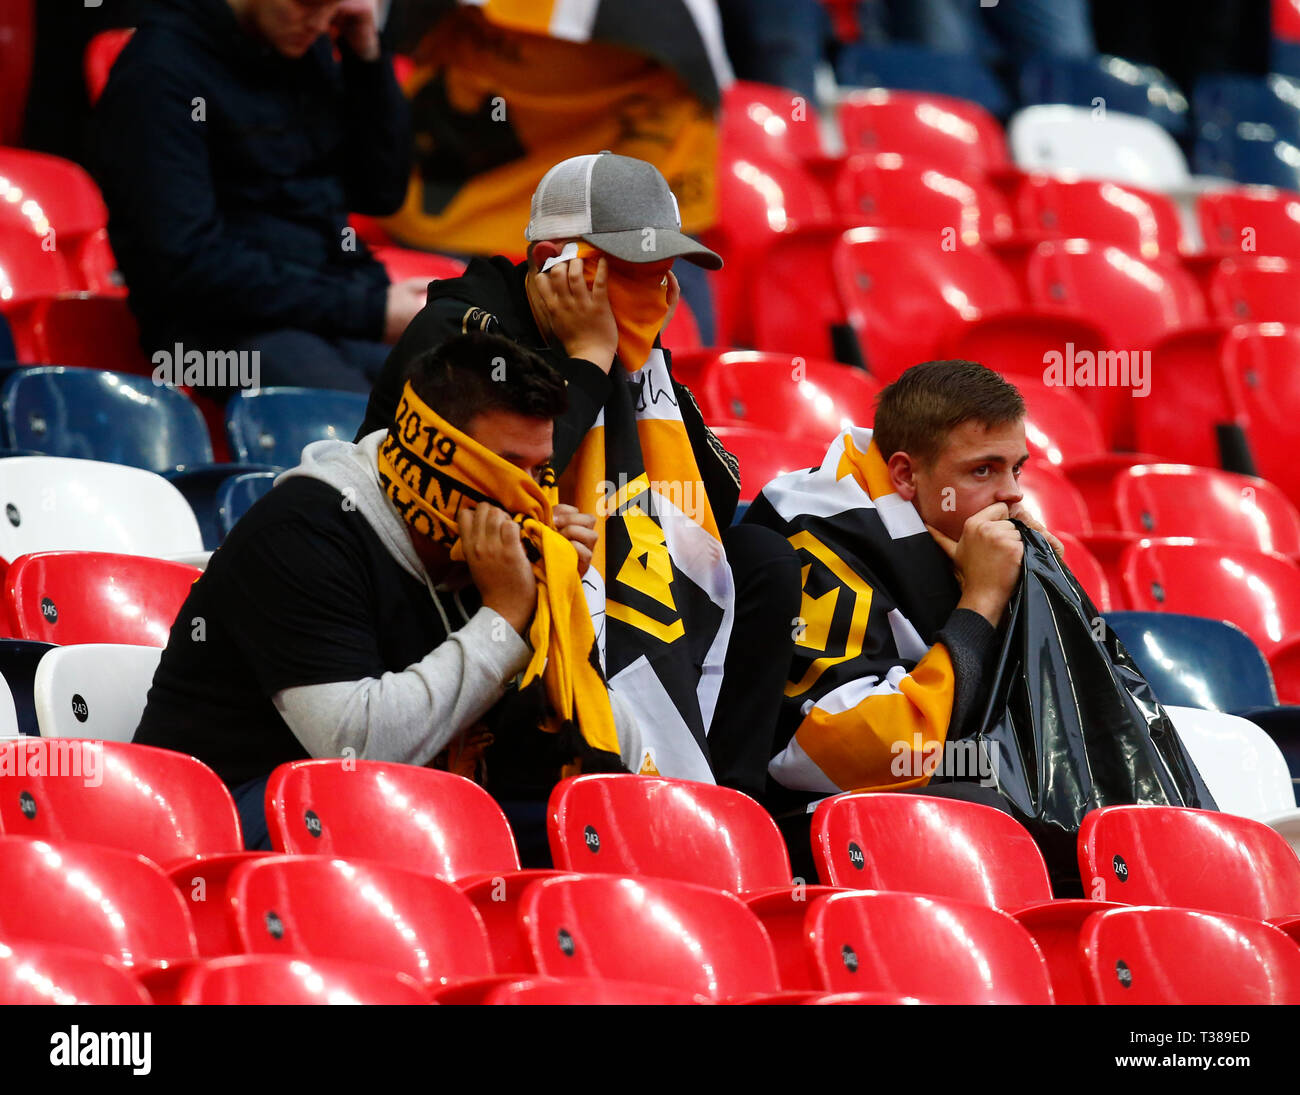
[94,0,425,394]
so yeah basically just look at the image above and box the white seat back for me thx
[1008,105,1191,191]
[0,674,17,736]
[0,457,203,561]
[33,644,163,743]
[1166,705,1298,818]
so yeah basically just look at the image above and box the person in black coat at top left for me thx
[93,0,426,395]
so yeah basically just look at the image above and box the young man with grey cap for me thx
[359,152,799,800]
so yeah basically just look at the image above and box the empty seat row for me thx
[3,794,1300,1003]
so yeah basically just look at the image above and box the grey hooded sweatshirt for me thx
[272,430,642,771]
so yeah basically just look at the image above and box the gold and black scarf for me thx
[378,381,621,764]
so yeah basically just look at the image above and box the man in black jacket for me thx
[358,152,801,798]
[94,0,426,393]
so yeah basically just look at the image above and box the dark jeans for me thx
[499,799,554,869]
[232,774,272,851]
[710,524,802,799]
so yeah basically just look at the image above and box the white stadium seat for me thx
[1008,105,1191,191]
[0,456,203,562]
[1167,705,1300,857]
[0,675,18,737]
[33,644,163,743]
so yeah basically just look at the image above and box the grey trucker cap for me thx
[525,151,723,269]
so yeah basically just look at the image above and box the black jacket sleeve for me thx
[356,297,614,457]
[671,361,741,528]
[542,349,611,473]
[338,42,412,216]
[934,607,1002,738]
[96,58,388,341]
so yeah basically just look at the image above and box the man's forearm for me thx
[272,607,531,765]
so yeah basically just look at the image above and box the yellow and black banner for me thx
[384,0,728,257]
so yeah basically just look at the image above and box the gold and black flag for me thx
[383,0,729,258]
[744,427,964,796]
[562,346,734,783]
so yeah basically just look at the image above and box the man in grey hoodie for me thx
[135,332,641,861]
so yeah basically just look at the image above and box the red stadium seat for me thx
[1078,805,1300,921]
[228,854,493,989]
[1135,326,1247,471]
[755,227,1022,379]
[710,427,830,503]
[721,79,829,166]
[176,955,429,1005]
[0,739,242,869]
[0,940,152,1005]
[25,295,150,373]
[1018,462,1091,536]
[547,774,792,891]
[0,836,197,969]
[4,551,201,646]
[0,0,34,147]
[1007,379,1109,472]
[828,154,1013,243]
[942,312,1109,388]
[805,890,1055,1002]
[809,791,1110,1002]
[811,792,1052,903]
[346,213,393,248]
[1271,636,1300,704]
[1055,531,1114,611]
[265,759,521,879]
[1112,464,1300,555]
[670,350,878,439]
[708,157,836,346]
[549,775,844,991]
[484,977,709,1005]
[519,874,781,1001]
[1080,906,1300,1005]
[943,315,1122,450]
[0,150,119,296]
[168,852,274,957]
[1025,239,1206,348]
[660,296,701,354]
[390,52,416,87]
[0,233,79,360]
[1199,186,1300,259]
[1205,255,1300,324]
[84,28,134,107]
[456,868,574,976]
[1026,240,1207,450]
[1061,456,1159,535]
[368,245,465,287]
[1120,540,1300,657]
[1078,531,1139,608]
[1221,322,1300,508]
[1011,175,1184,261]
[840,229,1021,380]
[837,89,1011,177]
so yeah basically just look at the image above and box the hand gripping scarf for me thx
[377,381,621,763]
[572,243,673,371]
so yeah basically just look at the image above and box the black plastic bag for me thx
[940,522,1217,896]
